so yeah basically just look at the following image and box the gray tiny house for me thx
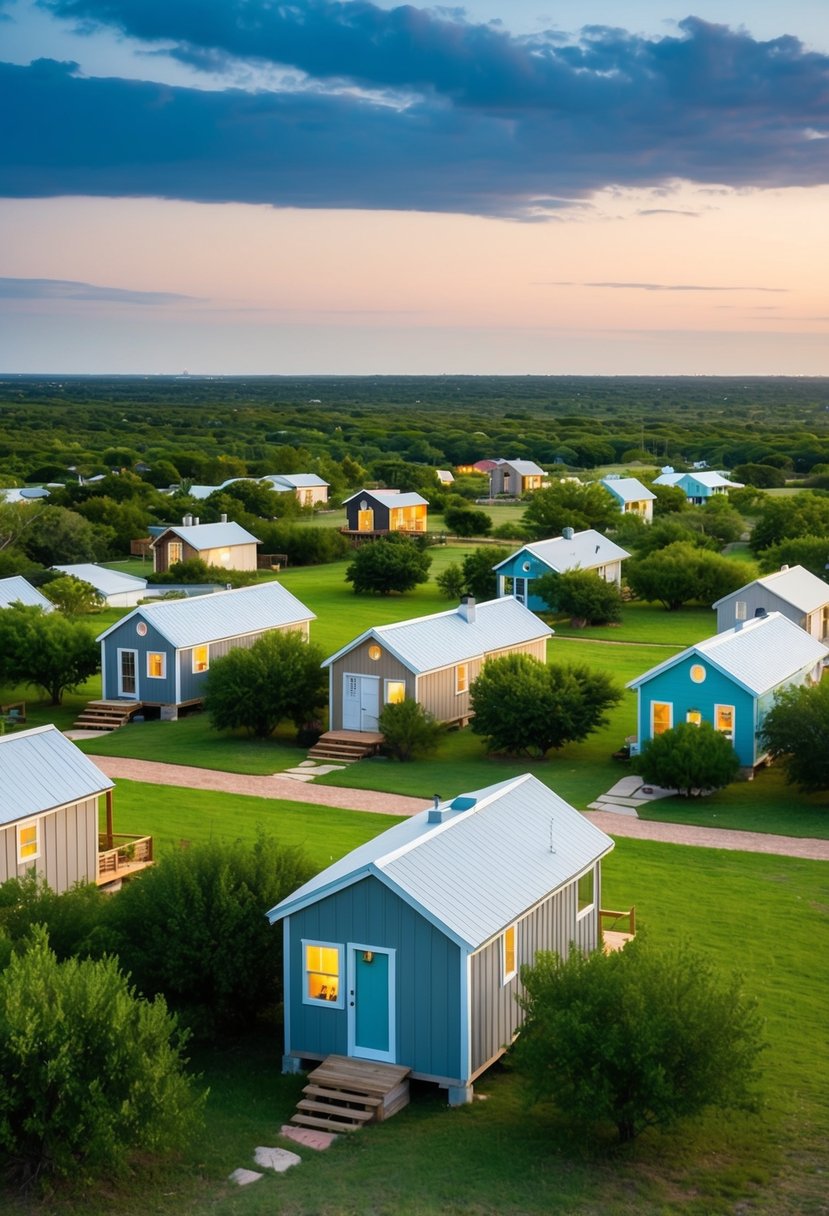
[268,773,614,1104]
[713,565,829,641]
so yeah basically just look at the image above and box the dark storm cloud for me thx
[0,276,198,304]
[4,5,829,215]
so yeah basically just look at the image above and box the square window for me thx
[192,645,209,674]
[303,941,343,1007]
[17,820,39,864]
[577,869,594,915]
[147,652,166,679]
[456,663,469,695]
[385,680,406,705]
[502,924,517,984]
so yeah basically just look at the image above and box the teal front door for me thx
[348,945,395,1063]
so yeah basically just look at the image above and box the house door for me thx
[513,577,526,605]
[118,649,139,699]
[342,675,380,731]
[348,945,395,1063]
[358,508,374,532]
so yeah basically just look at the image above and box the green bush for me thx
[534,569,623,624]
[0,873,108,964]
[639,721,741,796]
[378,698,444,761]
[626,542,755,610]
[760,679,829,791]
[0,602,99,705]
[345,534,432,595]
[443,505,492,536]
[205,630,328,738]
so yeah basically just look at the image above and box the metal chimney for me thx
[562,526,574,540]
[459,595,476,623]
[734,601,747,629]
[428,795,445,824]
[220,513,228,524]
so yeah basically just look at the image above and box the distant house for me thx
[267,772,615,1104]
[322,597,552,733]
[52,563,148,608]
[627,612,828,769]
[150,516,260,574]
[261,474,330,507]
[97,581,314,713]
[494,528,630,613]
[489,459,546,496]
[435,470,455,486]
[653,469,743,504]
[0,575,53,612]
[342,490,428,536]
[0,724,152,891]
[713,565,829,641]
[600,476,656,523]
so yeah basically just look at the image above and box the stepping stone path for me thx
[588,775,676,817]
[254,1145,302,1172]
[280,1124,339,1150]
[228,1167,263,1187]
[281,760,347,782]
[229,1125,337,1184]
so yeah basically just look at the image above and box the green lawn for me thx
[551,600,713,645]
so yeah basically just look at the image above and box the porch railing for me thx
[97,833,154,882]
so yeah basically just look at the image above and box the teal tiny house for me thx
[267,774,614,1105]
[494,528,629,614]
[628,612,828,769]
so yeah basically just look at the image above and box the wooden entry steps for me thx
[307,730,384,763]
[73,700,143,732]
[291,1055,411,1133]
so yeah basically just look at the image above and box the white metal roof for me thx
[97,580,315,649]
[497,459,546,476]
[627,611,829,697]
[712,565,829,614]
[268,773,614,951]
[53,564,148,595]
[342,489,429,508]
[0,725,113,827]
[322,597,552,675]
[653,472,684,486]
[0,575,53,611]
[492,529,630,575]
[152,521,261,549]
[263,473,329,490]
[684,471,744,489]
[600,477,656,503]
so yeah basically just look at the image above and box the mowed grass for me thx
[552,600,714,645]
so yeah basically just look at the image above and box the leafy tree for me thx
[41,574,103,614]
[733,462,787,489]
[460,546,509,601]
[513,937,764,1144]
[470,654,621,757]
[760,679,829,791]
[749,494,829,556]
[639,722,741,796]
[629,517,714,557]
[521,481,617,541]
[534,569,623,625]
[345,534,432,595]
[758,536,829,581]
[206,630,327,738]
[649,482,688,515]
[20,505,105,565]
[378,698,444,760]
[626,543,755,610]
[106,834,312,1036]
[0,873,108,962]
[443,505,492,537]
[436,561,466,600]
[0,927,202,1182]
[0,604,99,704]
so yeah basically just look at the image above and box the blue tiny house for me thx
[268,773,615,1105]
[494,528,629,614]
[628,612,828,768]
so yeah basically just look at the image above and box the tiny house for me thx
[652,470,743,504]
[489,459,546,496]
[713,565,829,641]
[268,773,615,1104]
[342,490,428,535]
[494,528,630,613]
[600,476,655,522]
[52,563,148,607]
[151,517,260,574]
[261,474,330,507]
[0,575,53,612]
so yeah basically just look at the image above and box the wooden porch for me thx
[73,700,144,732]
[96,788,153,886]
[290,1055,411,1133]
[308,730,384,762]
[601,906,636,953]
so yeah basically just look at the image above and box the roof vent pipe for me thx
[734,601,747,629]
[459,595,476,623]
[194,517,200,526]
[220,513,227,524]
[428,795,445,824]
[780,564,789,572]
[562,526,574,540]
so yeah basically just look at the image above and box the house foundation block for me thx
[446,1083,474,1106]
[282,1054,304,1074]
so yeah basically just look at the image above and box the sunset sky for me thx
[1,0,828,375]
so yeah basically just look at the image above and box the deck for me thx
[601,906,636,953]
[291,1055,411,1133]
[97,833,154,885]
[308,730,384,762]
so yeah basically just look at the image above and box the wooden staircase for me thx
[307,730,384,763]
[73,700,143,732]
[290,1055,410,1133]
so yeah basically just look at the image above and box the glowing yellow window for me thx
[304,943,341,1005]
[686,709,702,726]
[502,924,516,983]
[456,663,469,694]
[716,705,735,741]
[147,652,166,679]
[652,702,672,735]
[192,645,209,674]
[385,681,406,705]
[17,821,39,863]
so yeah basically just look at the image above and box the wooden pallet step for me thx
[296,1099,373,1121]
[290,1113,362,1133]
[302,1084,382,1106]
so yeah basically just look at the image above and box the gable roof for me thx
[627,611,828,698]
[496,459,546,476]
[600,476,656,504]
[267,773,613,951]
[263,473,329,490]
[492,529,630,575]
[323,597,552,675]
[712,565,829,615]
[0,725,113,827]
[52,564,147,595]
[342,489,429,509]
[653,471,685,486]
[0,575,53,612]
[96,580,314,649]
[151,521,260,550]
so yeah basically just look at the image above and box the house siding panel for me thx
[716,588,808,635]
[101,619,177,704]
[0,799,98,890]
[328,642,412,731]
[636,654,756,765]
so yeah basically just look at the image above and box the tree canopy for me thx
[205,629,327,738]
[760,679,829,792]
[0,603,99,704]
[626,542,756,610]
[345,534,432,595]
[521,481,618,541]
[534,569,623,625]
[639,721,741,796]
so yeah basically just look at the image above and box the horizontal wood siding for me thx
[0,799,97,892]
[638,654,756,766]
[329,642,412,731]
[287,876,462,1081]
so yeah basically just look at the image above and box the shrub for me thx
[760,679,829,791]
[0,603,99,705]
[436,561,466,599]
[534,569,623,625]
[443,505,492,536]
[626,542,755,610]
[345,534,432,595]
[378,698,444,761]
[639,721,741,796]
[0,873,108,963]
[206,629,327,738]
[41,574,103,614]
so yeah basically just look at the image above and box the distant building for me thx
[0,575,54,613]
[342,490,428,535]
[600,476,656,523]
[713,565,829,641]
[493,529,630,613]
[52,564,148,608]
[150,516,260,574]
[653,470,743,504]
[260,474,330,507]
[489,459,546,496]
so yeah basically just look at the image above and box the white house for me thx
[52,563,148,608]
[0,575,54,612]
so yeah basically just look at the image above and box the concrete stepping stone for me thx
[280,772,318,782]
[606,775,646,797]
[254,1145,302,1173]
[229,1167,263,1186]
[588,801,639,817]
[595,794,649,807]
[280,1124,338,1150]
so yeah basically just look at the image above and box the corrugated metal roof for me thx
[323,597,552,675]
[685,471,743,489]
[600,477,656,503]
[712,565,829,614]
[342,489,429,508]
[97,580,315,649]
[53,564,147,594]
[268,774,614,950]
[492,529,630,575]
[0,575,53,611]
[265,473,329,489]
[154,522,261,549]
[0,725,113,826]
[497,459,546,476]
[653,472,684,486]
[628,612,829,697]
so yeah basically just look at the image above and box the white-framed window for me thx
[651,701,672,736]
[501,924,517,985]
[168,541,183,564]
[385,680,406,705]
[455,663,469,695]
[715,704,735,742]
[686,709,702,726]
[17,819,40,864]
[147,651,166,679]
[192,644,209,674]
[302,940,344,1008]
[577,868,595,917]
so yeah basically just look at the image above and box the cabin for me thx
[342,490,428,536]
[151,516,260,574]
[261,474,330,507]
[435,470,455,486]
[321,596,552,735]
[96,581,314,713]
[600,476,656,523]
[0,575,54,612]
[713,565,829,642]
[267,772,615,1105]
[652,469,743,504]
[52,563,148,608]
[627,612,828,770]
[489,459,546,496]
[494,528,630,613]
[0,725,152,891]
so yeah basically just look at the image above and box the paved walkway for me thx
[93,756,829,860]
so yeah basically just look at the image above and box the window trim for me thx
[384,679,406,705]
[168,540,183,564]
[301,939,345,1009]
[192,644,210,674]
[715,703,735,742]
[146,651,167,679]
[501,923,517,985]
[455,662,469,695]
[650,700,673,736]
[577,868,595,919]
[17,818,40,865]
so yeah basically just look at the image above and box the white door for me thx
[118,648,139,699]
[342,674,380,731]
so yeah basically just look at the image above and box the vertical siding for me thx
[0,800,97,891]
[716,588,808,635]
[328,642,412,730]
[103,618,176,704]
[637,655,756,765]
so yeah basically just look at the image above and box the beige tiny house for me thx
[151,517,260,574]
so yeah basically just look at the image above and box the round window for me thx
[136,621,148,637]
[368,644,381,661]
[522,560,531,573]
[690,663,706,684]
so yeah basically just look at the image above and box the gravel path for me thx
[94,756,829,860]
